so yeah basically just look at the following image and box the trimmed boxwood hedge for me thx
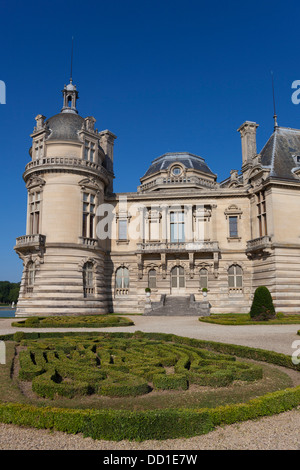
[0,331,300,441]
[0,385,300,441]
[15,334,263,398]
[153,374,188,390]
[12,315,134,329]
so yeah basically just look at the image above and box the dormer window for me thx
[34,139,44,160]
[84,141,96,162]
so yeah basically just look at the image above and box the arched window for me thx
[83,261,94,297]
[26,261,36,293]
[200,268,208,289]
[115,267,129,295]
[148,269,157,289]
[228,265,243,289]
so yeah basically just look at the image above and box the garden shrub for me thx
[13,331,25,342]
[12,315,134,329]
[152,374,188,390]
[250,286,275,320]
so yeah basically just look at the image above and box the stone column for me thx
[185,204,193,242]
[161,205,168,242]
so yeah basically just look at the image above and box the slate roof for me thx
[46,112,84,142]
[142,152,216,179]
[259,126,300,181]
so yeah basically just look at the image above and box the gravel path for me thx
[0,315,300,450]
[1,315,300,355]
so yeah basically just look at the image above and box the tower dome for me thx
[139,152,218,192]
[46,112,84,142]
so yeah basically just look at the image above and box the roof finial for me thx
[70,36,74,83]
[271,70,278,129]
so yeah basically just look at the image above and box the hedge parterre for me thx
[0,331,299,441]
[17,335,263,399]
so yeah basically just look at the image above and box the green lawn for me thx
[199,313,300,325]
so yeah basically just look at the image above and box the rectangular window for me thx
[82,192,96,238]
[29,191,41,234]
[90,143,95,162]
[84,143,89,160]
[229,216,238,237]
[119,219,127,240]
[170,212,185,242]
[257,191,267,237]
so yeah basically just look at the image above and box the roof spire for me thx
[61,37,79,114]
[271,71,278,129]
[70,36,74,83]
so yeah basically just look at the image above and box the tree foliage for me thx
[0,281,20,304]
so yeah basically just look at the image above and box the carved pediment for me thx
[26,176,46,190]
[78,177,102,192]
[224,204,243,219]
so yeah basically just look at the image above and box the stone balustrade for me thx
[246,236,272,251]
[24,156,108,180]
[137,241,219,253]
[15,234,46,247]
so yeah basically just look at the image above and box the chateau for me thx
[14,80,300,317]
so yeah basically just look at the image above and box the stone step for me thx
[144,295,209,316]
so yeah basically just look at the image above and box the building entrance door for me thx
[171,266,185,294]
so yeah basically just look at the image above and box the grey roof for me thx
[259,126,300,181]
[142,152,216,179]
[46,112,84,142]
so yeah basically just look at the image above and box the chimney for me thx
[99,130,117,168]
[237,121,259,165]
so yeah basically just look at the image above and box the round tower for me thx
[14,81,116,317]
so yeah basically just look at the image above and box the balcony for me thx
[24,156,109,182]
[246,236,272,256]
[136,241,219,253]
[15,234,46,254]
[78,237,98,247]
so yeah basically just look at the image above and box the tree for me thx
[250,286,275,320]
[8,286,20,304]
[0,281,20,304]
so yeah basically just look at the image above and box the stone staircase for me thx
[144,295,210,316]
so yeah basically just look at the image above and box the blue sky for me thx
[1,0,300,282]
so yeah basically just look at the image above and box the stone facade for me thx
[14,82,300,317]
